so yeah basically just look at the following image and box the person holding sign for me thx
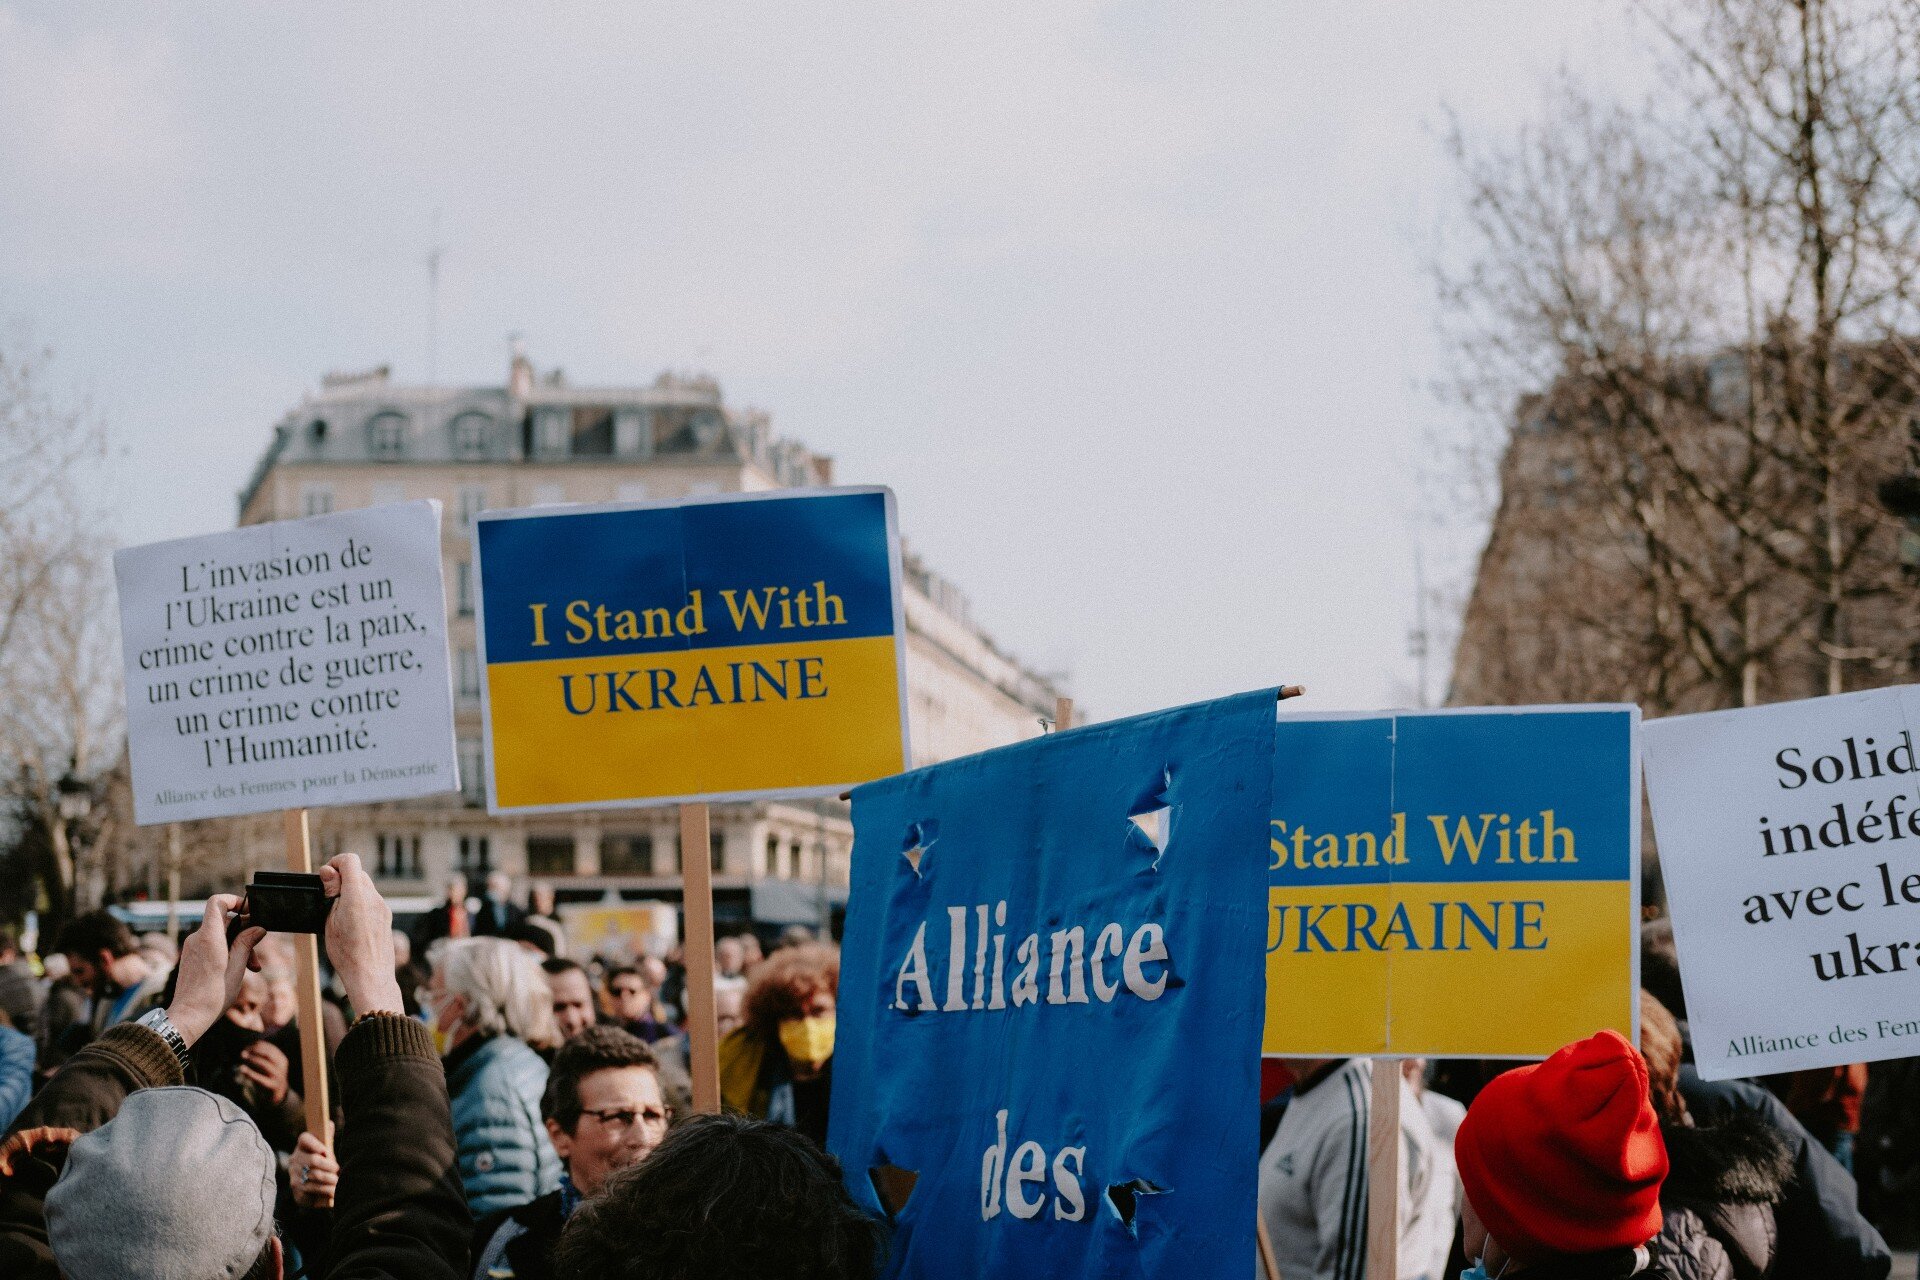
[0,853,470,1280]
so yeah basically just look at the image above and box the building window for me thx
[368,412,408,457]
[458,485,488,525]
[764,834,780,877]
[316,832,343,862]
[531,483,566,506]
[451,413,492,459]
[527,836,576,876]
[457,835,492,875]
[571,408,614,456]
[375,833,422,880]
[371,481,406,507]
[458,647,480,700]
[456,560,474,616]
[301,484,334,517]
[459,737,484,801]
[600,834,654,875]
[710,832,726,874]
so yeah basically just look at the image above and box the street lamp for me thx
[55,769,92,824]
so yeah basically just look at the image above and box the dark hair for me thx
[1640,917,1687,1020]
[552,1113,885,1280]
[743,944,838,1035]
[543,1026,658,1132]
[543,957,587,980]
[605,965,641,990]
[55,911,136,960]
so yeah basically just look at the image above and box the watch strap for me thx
[135,1007,192,1074]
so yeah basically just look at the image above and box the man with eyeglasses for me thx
[471,1025,669,1280]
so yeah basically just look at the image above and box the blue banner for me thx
[830,689,1277,1280]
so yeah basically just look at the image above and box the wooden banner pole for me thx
[282,809,333,1143]
[1054,696,1074,733]
[1364,1058,1401,1280]
[1256,1213,1283,1280]
[680,801,722,1114]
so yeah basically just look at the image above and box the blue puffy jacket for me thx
[0,1025,32,1131]
[446,1035,559,1219]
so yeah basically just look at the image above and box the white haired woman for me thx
[425,936,562,1217]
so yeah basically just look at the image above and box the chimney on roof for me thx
[509,336,533,399]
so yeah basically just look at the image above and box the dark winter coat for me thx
[471,1188,562,1280]
[1680,1067,1892,1280]
[1648,1109,1793,1280]
[0,1015,470,1280]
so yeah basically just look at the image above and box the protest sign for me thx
[1644,686,1920,1079]
[115,502,459,825]
[830,689,1277,1280]
[472,487,907,813]
[1266,706,1639,1058]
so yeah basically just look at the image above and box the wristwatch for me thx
[135,1007,193,1073]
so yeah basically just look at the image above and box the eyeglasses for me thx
[579,1104,670,1132]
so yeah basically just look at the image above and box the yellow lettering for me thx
[564,600,592,644]
[529,602,549,647]
[1428,814,1497,866]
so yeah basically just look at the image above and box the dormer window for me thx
[309,419,328,444]
[368,412,408,457]
[451,412,492,459]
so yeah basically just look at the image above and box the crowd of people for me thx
[0,871,1913,1278]
[1255,919,1903,1279]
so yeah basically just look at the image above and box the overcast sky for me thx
[0,2,1648,721]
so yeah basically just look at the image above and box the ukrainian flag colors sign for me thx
[473,488,908,813]
[1265,706,1640,1058]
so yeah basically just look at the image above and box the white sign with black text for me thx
[1645,686,1920,1079]
[115,502,459,824]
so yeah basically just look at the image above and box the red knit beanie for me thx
[1455,1030,1668,1260]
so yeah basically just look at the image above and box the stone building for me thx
[1448,349,1920,715]
[209,349,1061,928]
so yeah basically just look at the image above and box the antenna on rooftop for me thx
[426,207,445,387]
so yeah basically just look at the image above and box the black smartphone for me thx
[227,871,333,938]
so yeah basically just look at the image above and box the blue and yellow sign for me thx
[473,489,908,812]
[1265,707,1639,1058]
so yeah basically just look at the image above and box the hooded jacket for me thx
[1648,1109,1793,1280]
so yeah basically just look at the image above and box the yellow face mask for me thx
[778,1014,836,1067]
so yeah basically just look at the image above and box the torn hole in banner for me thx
[1105,1178,1169,1234]
[869,1164,919,1223]
[1126,765,1175,870]
[902,819,939,877]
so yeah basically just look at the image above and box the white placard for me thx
[114,502,459,824]
[1645,686,1920,1079]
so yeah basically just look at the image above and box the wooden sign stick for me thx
[1364,1058,1401,1280]
[1054,696,1074,733]
[282,809,333,1144]
[680,801,722,1114]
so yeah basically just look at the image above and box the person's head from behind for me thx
[1640,917,1687,1022]
[444,876,467,907]
[545,957,599,1040]
[744,944,839,1080]
[44,1086,283,1279]
[637,954,668,993]
[1638,990,1689,1130]
[486,870,513,904]
[1455,1029,1668,1274]
[553,1112,883,1280]
[542,1027,667,1195]
[714,984,746,1040]
[392,929,413,967]
[429,936,556,1054]
[532,883,557,917]
[55,910,142,997]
